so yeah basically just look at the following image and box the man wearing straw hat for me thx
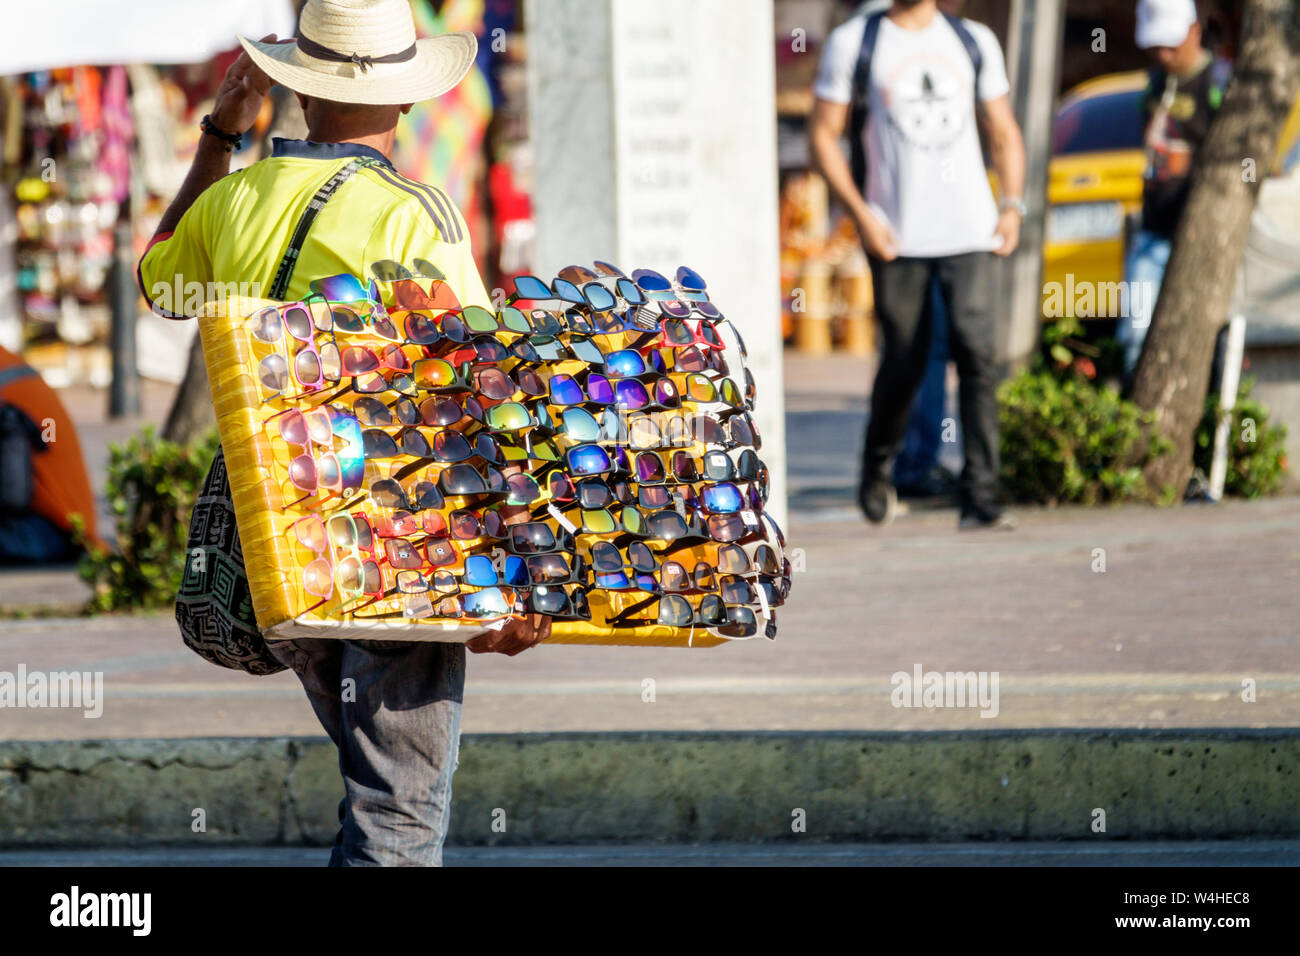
[139,0,549,866]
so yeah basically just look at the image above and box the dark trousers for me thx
[862,252,1002,519]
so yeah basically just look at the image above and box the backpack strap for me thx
[849,11,885,193]
[849,11,986,192]
[268,156,382,301]
[1207,57,1232,111]
[941,12,984,98]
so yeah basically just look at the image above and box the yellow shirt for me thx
[138,138,490,316]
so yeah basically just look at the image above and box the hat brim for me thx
[238,31,477,105]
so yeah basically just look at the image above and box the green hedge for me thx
[76,427,219,613]
[998,320,1286,505]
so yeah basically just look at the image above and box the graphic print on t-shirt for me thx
[882,53,970,151]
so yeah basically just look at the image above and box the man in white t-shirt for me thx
[810,0,1026,530]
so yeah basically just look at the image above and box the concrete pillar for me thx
[527,0,788,526]
[997,0,1065,369]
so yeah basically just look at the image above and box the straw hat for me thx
[239,0,477,106]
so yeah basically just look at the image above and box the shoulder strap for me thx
[851,11,886,107]
[268,156,382,301]
[942,13,983,86]
[1207,58,1231,110]
[941,11,986,128]
[849,11,885,192]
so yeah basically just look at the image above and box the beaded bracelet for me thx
[200,114,243,152]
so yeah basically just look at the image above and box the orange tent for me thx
[0,346,102,551]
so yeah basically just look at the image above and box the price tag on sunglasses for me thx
[547,502,579,535]
[741,509,758,526]
[484,618,508,632]
[756,581,771,621]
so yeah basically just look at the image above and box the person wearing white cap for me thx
[139,0,552,866]
[1118,0,1233,375]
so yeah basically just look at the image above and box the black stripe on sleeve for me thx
[395,172,463,242]
[371,165,451,240]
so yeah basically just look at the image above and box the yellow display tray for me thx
[199,296,728,647]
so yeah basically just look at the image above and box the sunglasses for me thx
[444,335,514,367]
[432,586,522,623]
[602,348,666,380]
[370,258,446,282]
[549,371,614,408]
[337,342,413,377]
[468,432,531,468]
[293,515,336,611]
[670,344,730,376]
[381,275,461,313]
[659,559,721,594]
[504,521,575,555]
[521,552,588,586]
[325,513,386,610]
[416,394,483,427]
[411,358,476,394]
[435,462,511,501]
[249,303,332,394]
[325,302,404,343]
[527,583,591,620]
[280,444,365,510]
[692,412,760,451]
[481,400,546,434]
[458,304,534,336]
[463,553,531,588]
[716,541,786,577]
[273,406,334,449]
[655,316,724,351]
[350,395,416,427]
[472,366,546,401]
[674,372,744,410]
[370,506,450,539]
[545,476,635,513]
[587,541,660,592]
[390,426,477,463]
[366,475,445,513]
[611,592,728,629]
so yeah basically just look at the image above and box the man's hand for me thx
[466,612,551,656]
[854,207,899,262]
[992,208,1021,257]
[210,34,279,135]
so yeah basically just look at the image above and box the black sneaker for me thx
[958,510,1018,531]
[859,479,898,525]
[896,466,959,500]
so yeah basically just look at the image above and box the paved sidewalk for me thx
[3,355,1297,739]
[3,496,1298,738]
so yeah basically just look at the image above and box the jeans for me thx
[1118,228,1171,376]
[0,513,76,564]
[863,252,1001,519]
[892,276,949,489]
[267,637,466,866]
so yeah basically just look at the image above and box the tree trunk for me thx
[161,334,215,444]
[1130,0,1300,496]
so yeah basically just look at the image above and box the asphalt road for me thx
[0,841,1296,867]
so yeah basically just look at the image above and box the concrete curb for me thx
[1,730,1297,846]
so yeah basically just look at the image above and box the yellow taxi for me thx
[1043,69,1300,321]
[1042,71,1148,319]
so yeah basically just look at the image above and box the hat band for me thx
[297,33,418,73]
